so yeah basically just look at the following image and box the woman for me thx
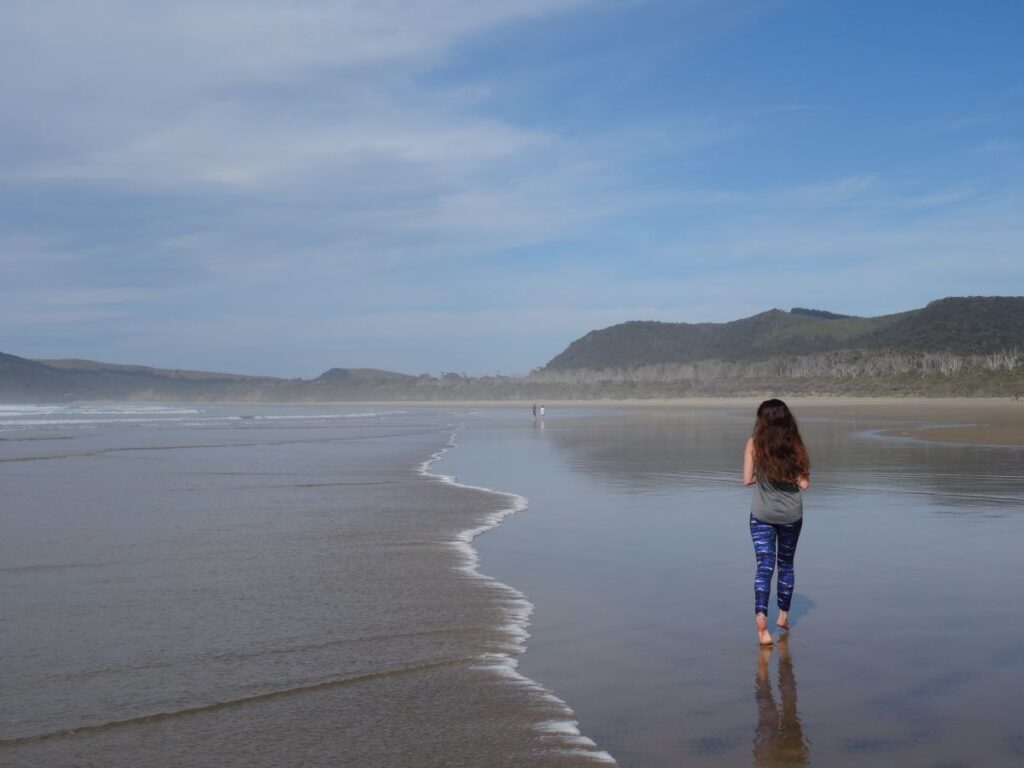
[743,399,810,645]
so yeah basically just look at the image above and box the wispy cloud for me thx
[2,1,1021,375]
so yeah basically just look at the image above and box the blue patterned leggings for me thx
[749,514,803,615]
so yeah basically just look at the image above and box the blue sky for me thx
[2,0,1022,376]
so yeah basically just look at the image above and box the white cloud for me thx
[26,99,554,188]
[0,0,586,179]
[2,1,1021,376]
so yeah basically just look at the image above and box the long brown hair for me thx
[752,399,809,484]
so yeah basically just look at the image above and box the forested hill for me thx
[543,297,1024,371]
[3,296,1023,401]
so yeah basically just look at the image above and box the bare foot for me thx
[756,613,773,646]
[776,611,789,630]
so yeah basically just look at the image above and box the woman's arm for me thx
[742,437,756,486]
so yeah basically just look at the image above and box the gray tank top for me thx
[751,477,803,524]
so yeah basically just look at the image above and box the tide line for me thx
[417,426,616,765]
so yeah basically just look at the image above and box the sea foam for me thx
[418,428,616,765]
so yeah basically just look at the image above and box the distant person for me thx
[539,405,546,417]
[532,404,538,418]
[742,399,810,646]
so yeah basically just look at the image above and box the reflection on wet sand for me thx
[541,409,1024,512]
[453,405,1024,766]
[754,638,809,768]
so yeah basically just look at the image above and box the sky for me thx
[2,0,1022,377]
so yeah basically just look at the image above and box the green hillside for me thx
[0,354,278,403]
[860,297,1024,354]
[0,357,459,403]
[316,368,418,384]
[544,297,1024,371]
[0,352,76,400]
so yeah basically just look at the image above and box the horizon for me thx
[3,1,1022,377]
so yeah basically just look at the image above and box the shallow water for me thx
[0,404,611,767]
[441,405,1024,767]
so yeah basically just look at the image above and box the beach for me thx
[440,399,1024,766]
[7,2,1020,765]
[2,399,1023,767]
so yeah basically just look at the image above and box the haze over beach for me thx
[3,2,1024,767]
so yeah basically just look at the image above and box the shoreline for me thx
[411,399,1024,447]
[13,397,1022,446]
[418,428,615,764]
[1,408,619,766]
[7,398,1022,446]
[378,396,1023,407]
[13,395,1024,408]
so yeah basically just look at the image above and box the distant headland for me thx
[3,296,1022,402]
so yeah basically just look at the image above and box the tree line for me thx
[528,348,1022,385]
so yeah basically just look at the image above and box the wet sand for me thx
[789,398,1024,446]
[883,424,1024,445]
[440,402,1024,767]
[350,397,1024,445]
